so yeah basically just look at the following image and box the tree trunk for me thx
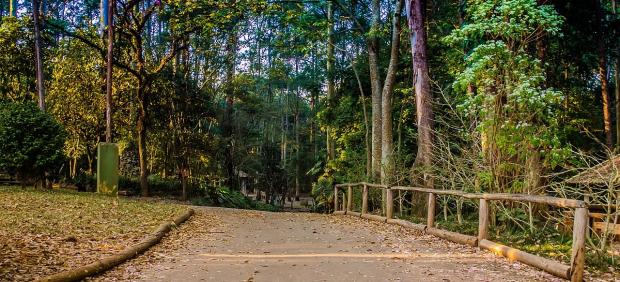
[380,0,404,184]
[224,27,237,189]
[295,80,301,201]
[105,0,114,143]
[181,165,188,201]
[369,0,382,181]
[351,58,372,179]
[33,0,45,111]
[595,0,613,148]
[614,3,620,147]
[407,0,434,187]
[326,1,336,161]
[9,0,16,17]
[137,82,149,197]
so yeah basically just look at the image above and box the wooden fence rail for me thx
[333,182,588,282]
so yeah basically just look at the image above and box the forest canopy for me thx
[0,0,617,211]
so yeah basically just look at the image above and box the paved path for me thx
[96,207,559,282]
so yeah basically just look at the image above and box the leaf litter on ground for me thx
[0,186,185,281]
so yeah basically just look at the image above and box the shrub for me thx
[311,176,334,212]
[0,101,66,184]
[73,172,96,192]
[192,186,279,212]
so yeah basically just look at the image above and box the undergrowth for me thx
[191,186,279,212]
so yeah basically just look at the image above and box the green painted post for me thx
[97,142,119,195]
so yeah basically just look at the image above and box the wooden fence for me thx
[333,182,588,282]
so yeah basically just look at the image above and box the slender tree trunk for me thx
[614,2,620,147]
[295,105,300,201]
[369,0,382,181]
[615,55,620,148]
[595,0,613,148]
[351,59,371,178]
[407,0,434,187]
[137,81,149,196]
[224,27,238,189]
[105,0,114,142]
[34,0,45,111]
[326,1,336,161]
[294,60,301,201]
[181,165,188,201]
[9,0,16,17]
[380,0,404,184]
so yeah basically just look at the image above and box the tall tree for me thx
[326,0,336,161]
[407,0,433,187]
[223,25,238,189]
[9,0,16,17]
[33,0,45,111]
[105,0,114,142]
[615,1,620,147]
[380,0,404,184]
[369,0,382,180]
[595,0,612,148]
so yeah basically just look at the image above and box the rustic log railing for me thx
[333,182,588,282]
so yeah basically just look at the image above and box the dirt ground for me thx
[89,207,578,282]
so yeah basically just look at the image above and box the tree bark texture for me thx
[407,0,434,187]
[34,0,46,111]
[380,0,404,184]
[224,27,238,189]
[369,0,382,181]
[595,0,612,148]
[326,1,336,161]
[105,0,114,142]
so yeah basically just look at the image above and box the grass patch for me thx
[0,186,185,281]
[393,212,617,276]
[490,227,573,264]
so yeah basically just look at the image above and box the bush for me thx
[0,101,66,184]
[73,172,96,192]
[311,176,334,212]
[119,175,190,197]
[192,186,279,212]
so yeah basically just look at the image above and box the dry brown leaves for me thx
[88,209,224,281]
[0,187,185,281]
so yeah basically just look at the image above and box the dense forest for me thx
[0,0,619,235]
[1,0,620,277]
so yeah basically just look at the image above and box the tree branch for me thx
[45,20,141,78]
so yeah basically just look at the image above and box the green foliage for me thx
[492,225,572,264]
[444,0,570,192]
[0,102,66,181]
[47,39,105,164]
[118,175,185,196]
[72,172,96,192]
[192,186,279,212]
[311,176,334,212]
[445,0,563,45]
[435,214,479,236]
[0,17,35,100]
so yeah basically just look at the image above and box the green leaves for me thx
[445,0,563,49]
[0,101,66,180]
[0,102,65,180]
[445,0,570,192]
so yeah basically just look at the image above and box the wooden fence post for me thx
[570,207,588,282]
[478,199,489,242]
[334,186,339,212]
[386,188,393,219]
[347,185,353,212]
[362,184,368,214]
[427,193,436,227]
